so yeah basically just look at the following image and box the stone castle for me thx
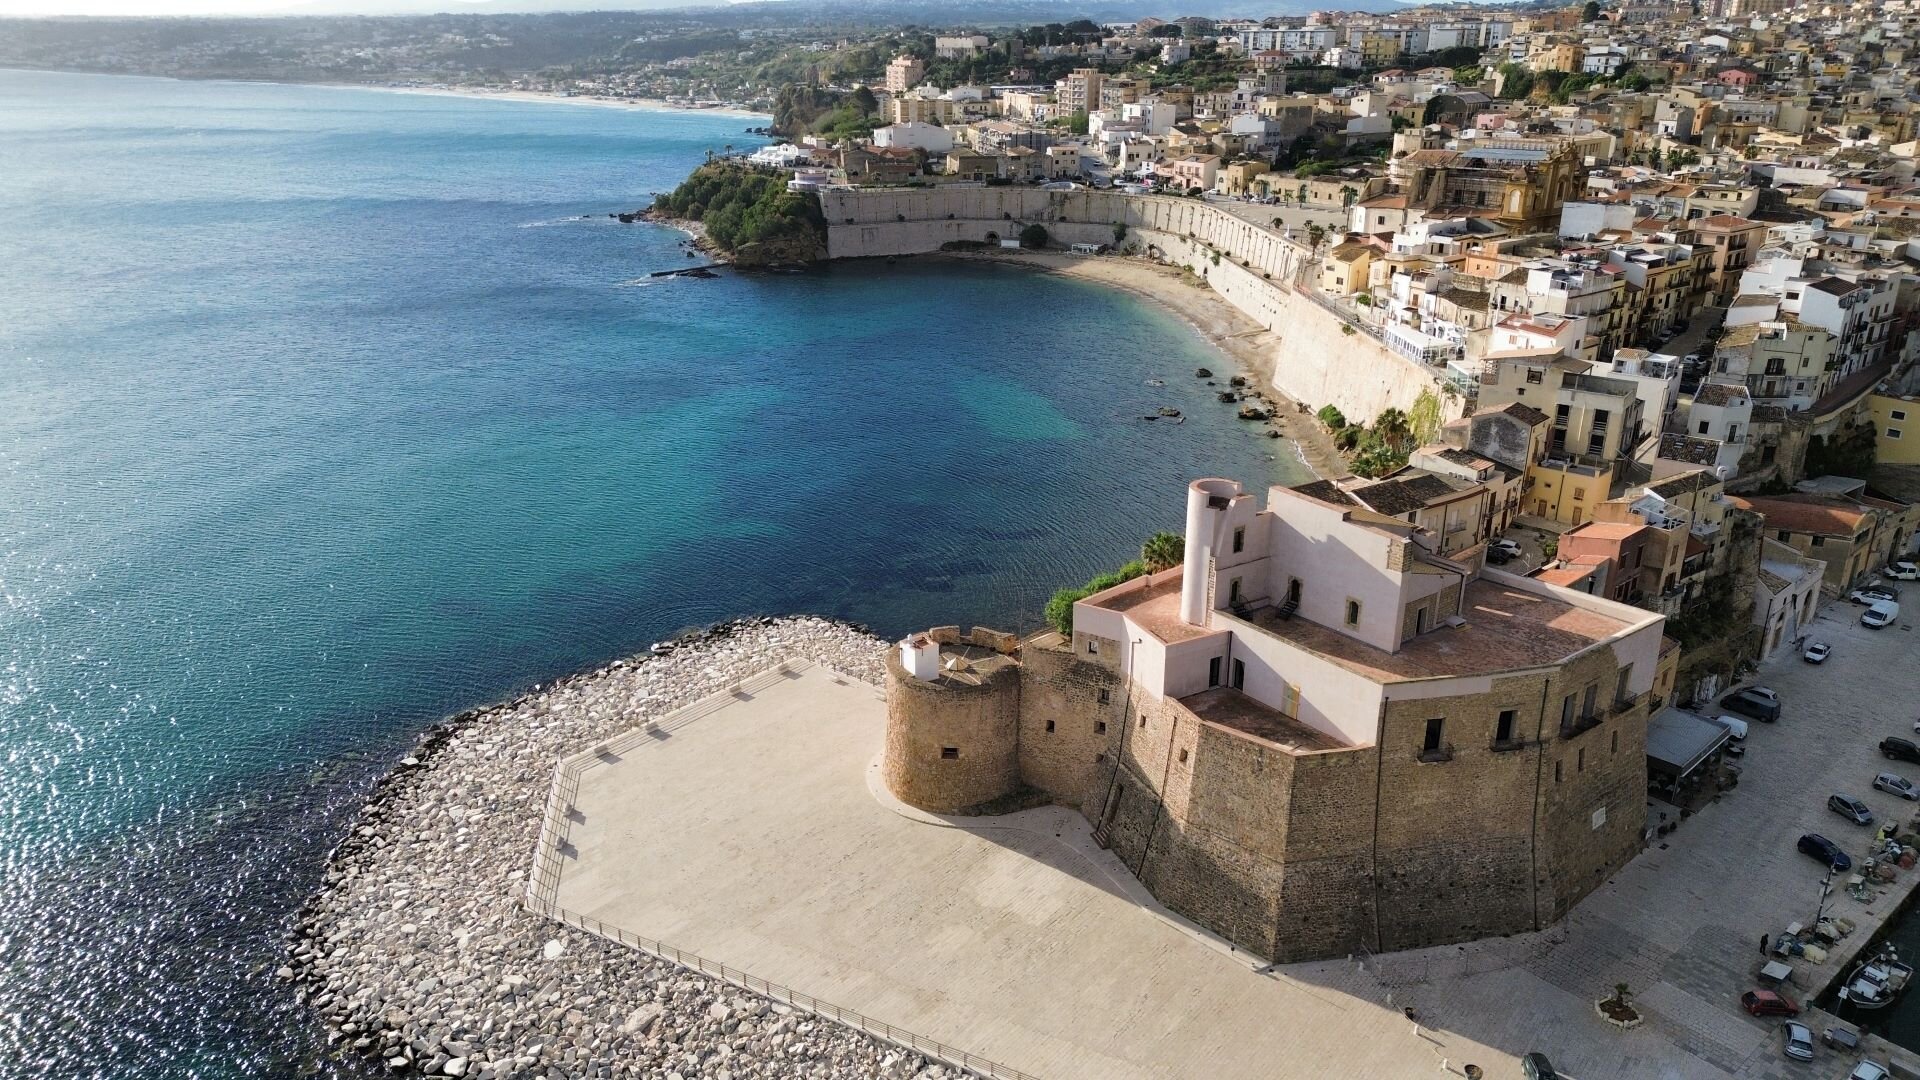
[884,477,1669,962]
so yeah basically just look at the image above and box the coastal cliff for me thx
[647,161,826,268]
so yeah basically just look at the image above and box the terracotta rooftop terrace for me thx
[1244,577,1641,683]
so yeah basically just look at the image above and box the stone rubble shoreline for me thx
[288,616,969,1080]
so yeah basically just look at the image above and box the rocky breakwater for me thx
[289,616,959,1080]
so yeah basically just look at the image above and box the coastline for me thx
[315,81,770,121]
[289,616,965,1080]
[939,249,1347,481]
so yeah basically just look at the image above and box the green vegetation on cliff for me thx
[656,161,826,263]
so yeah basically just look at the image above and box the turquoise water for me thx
[0,69,1304,1078]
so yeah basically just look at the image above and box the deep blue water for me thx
[0,69,1303,1078]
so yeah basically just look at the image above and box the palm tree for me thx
[1141,531,1185,573]
[1373,407,1412,452]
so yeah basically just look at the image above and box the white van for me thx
[1714,714,1749,740]
[1864,600,1900,629]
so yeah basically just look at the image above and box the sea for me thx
[0,68,1305,1078]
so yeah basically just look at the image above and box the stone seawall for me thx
[818,187,1462,428]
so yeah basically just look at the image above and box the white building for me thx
[872,122,955,154]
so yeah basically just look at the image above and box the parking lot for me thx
[1332,590,1920,1079]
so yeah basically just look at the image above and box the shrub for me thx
[1043,561,1148,635]
[1020,223,1050,248]
[1316,404,1347,430]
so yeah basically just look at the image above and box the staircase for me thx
[1275,596,1298,620]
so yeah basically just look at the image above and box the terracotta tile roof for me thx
[1646,469,1719,497]
[1290,479,1358,508]
[1695,213,1764,229]
[1488,401,1550,426]
[1659,434,1722,465]
[1728,495,1872,536]
[1693,382,1750,407]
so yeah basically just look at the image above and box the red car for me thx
[1741,989,1801,1017]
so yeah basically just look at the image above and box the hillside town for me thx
[732,0,1920,721]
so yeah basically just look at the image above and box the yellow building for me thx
[1870,394,1920,464]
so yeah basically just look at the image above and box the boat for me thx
[1837,946,1913,1010]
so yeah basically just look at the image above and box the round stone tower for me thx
[882,627,1022,814]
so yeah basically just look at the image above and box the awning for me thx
[1647,707,1732,780]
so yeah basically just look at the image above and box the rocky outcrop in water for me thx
[289,617,963,1080]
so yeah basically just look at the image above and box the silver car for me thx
[1783,1020,1813,1061]
[1875,773,1919,800]
[1829,794,1874,825]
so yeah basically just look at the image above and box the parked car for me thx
[1491,539,1524,559]
[1883,737,1920,764]
[1721,688,1781,722]
[1713,715,1749,740]
[1874,773,1918,800]
[1783,1020,1815,1061]
[1863,601,1899,629]
[1486,547,1514,565]
[1851,585,1899,605]
[1803,641,1832,664]
[1519,1052,1559,1080]
[1742,989,1802,1017]
[1829,794,1874,825]
[1887,561,1920,581]
[1797,833,1853,871]
[1849,1063,1891,1080]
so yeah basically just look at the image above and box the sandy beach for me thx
[943,249,1347,480]
[330,82,770,121]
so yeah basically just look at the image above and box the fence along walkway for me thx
[521,659,1042,1080]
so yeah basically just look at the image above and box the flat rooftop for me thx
[1086,575,1214,644]
[1179,686,1352,752]
[1246,577,1639,682]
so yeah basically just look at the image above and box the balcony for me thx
[1416,744,1455,764]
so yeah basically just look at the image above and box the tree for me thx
[1582,0,1602,20]
[1306,223,1327,249]
[1141,532,1185,572]
[1341,185,1359,208]
[850,85,879,116]
[1020,223,1050,248]
[1372,407,1413,453]
[1112,221,1128,245]
[1066,109,1090,135]
[1407,389,1444,447]
[1452,64,1484,86]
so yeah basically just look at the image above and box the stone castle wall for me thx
[817,187,1460,428]
[881,628,1648,962]
[882,632,1022,814]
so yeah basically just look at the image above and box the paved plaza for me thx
[538,607,1920,1080]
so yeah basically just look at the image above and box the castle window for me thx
[1577,748,1586,772]
[1046,719,1055,733]
[1612,731,1620,754]
[941,747,960,760]
[1087,639,1099,654]
[1098,688,1111,704]
[1495,709,1517,745]
[1555,761,1563,783]
[1178,748,1189,764]
[1095,721,1107,734]
[1232,527,1245,554]
[1345,599,1361,625]
[1229,578,1243,605]
[1422,717,1444,755]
